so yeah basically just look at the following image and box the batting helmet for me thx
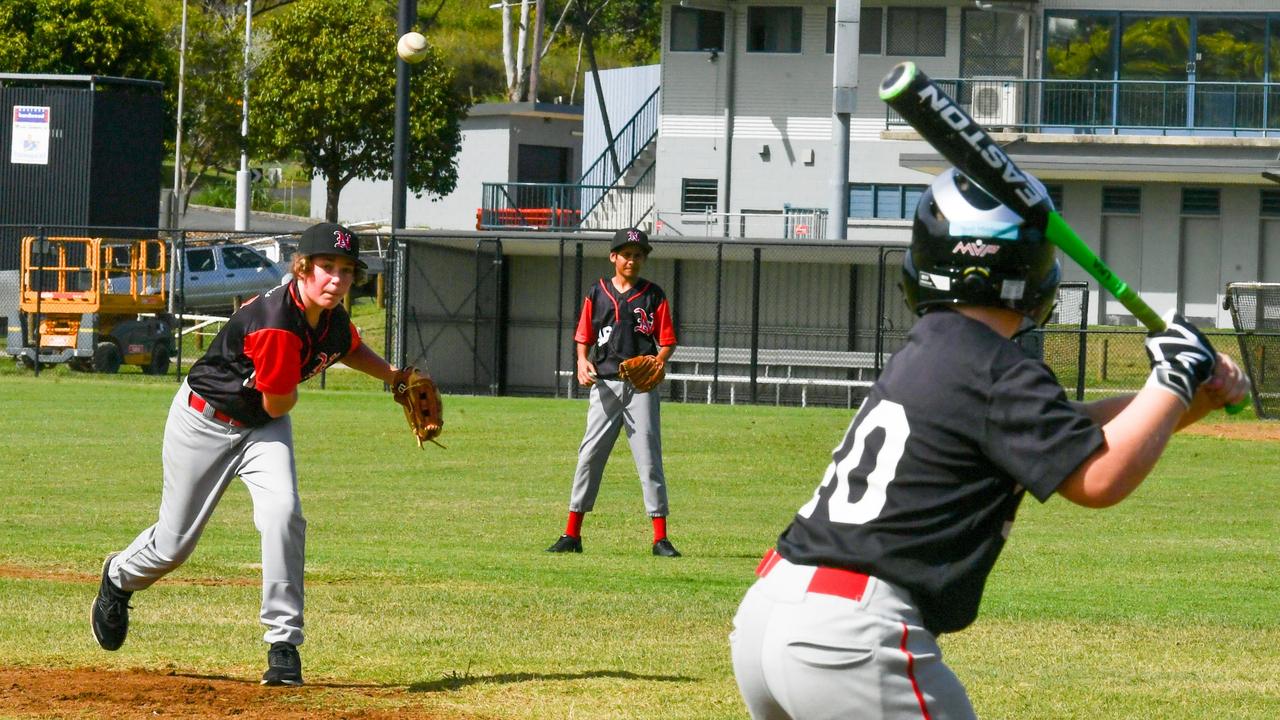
[901,168,1060,325]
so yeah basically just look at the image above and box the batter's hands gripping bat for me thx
[878,61,1248,415]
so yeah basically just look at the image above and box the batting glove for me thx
[1144,311,1216,407]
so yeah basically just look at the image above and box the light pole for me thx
[392,0,417,230]
[171,0,188,230]
[235,0,253,231]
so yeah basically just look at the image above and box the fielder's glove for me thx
[1144,312,1216,407]
[392,366,444,448]
[618,355,665,393]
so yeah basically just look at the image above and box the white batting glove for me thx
[1144,311,1216,407]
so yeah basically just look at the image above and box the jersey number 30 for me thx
[796,399,909,525]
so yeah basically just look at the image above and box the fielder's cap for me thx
[298,222,367,268]
[610,227,652,253]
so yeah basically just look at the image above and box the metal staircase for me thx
[578,87,659,230]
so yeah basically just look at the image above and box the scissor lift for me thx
[8,236,175,374]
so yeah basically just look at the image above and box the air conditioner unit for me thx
[970,77,1019,129]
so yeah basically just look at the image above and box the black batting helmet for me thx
[901,168,1060,325]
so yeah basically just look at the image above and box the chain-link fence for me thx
[1,223,392,379]
[1225,282,1280,418]
[0,224,1259,414]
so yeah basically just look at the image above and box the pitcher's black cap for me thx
[298,222,367,268]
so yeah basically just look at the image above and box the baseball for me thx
[397,32,428,64]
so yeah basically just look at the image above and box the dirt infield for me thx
[0,667,466,719]
[1179,420,1280,442]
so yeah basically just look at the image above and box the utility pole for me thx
[828,0,860,239]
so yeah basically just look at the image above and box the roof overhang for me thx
[888,130,1280,185]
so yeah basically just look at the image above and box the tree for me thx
[0,0,172,80]
[253,0,467,221]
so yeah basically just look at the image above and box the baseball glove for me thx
[392,366,444,448]
[618,355,665,393]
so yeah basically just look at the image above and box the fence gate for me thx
[1225,282,1278,418]
[398,237,504,395]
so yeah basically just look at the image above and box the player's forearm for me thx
[342,343,395,384]
[1057,388,1184,508]
[1073,394,1133,425]
[656,345,675,364]
[262,389,299,418]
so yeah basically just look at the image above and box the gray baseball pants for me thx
[108,380,306,646]
[569,378,668,517]
[731,552,976,720]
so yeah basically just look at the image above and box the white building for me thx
[649,0,1280,328]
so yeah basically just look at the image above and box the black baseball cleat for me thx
[262,641,304,686]
[90,552,133,651]
[652,538,682,557]
[546,534,583,553]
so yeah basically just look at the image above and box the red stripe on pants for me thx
[901,623,933,720]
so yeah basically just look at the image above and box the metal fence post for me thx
[555,237,565,398]
[32,228,46,377]
[712,242,724,402]
[749,247,761,404]
[1075,287,1089,401]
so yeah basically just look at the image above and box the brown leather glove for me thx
[618,355,665,393]
[391,366,444,448]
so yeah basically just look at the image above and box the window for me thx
[861,7,883,55]
[886,7,946,57]
[1262,188,1280,217]
[831,7,883,54]
[747,7,803,53]
[671,6,725,52]
[961,7,1025,78]
[848,183,927,219]
[186,248,215,272]
[1045,184,1065,212]
[1102,186,1141,214]
[1181,188,1220,216]
[223,246,271,270]
[827,7,834,54]
[682,178,719,213]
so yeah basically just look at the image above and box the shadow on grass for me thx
[409,669,695,693]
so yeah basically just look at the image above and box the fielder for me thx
[547,228,682,557]
[729,169,1249,719]
[90,222,442,686]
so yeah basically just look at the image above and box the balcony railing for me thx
[885,77,1280,136]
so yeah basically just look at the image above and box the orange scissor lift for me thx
[8,236,176,373]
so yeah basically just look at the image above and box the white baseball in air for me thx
[397,32,428,64]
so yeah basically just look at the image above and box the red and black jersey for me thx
[187,280,360,426]
[777,310,1103,635]
[575,277,677,377]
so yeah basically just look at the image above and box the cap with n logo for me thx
[298,222,367,268]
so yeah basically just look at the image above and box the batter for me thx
[90,222,407,686]
[729,169,1247,719]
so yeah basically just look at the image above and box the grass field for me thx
[0,372,1278,719]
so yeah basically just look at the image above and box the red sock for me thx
[652,516,667,543]
[565,511,584,538]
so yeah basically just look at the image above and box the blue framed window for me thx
[849,183,927,219]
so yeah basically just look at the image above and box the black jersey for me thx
[574,277,677,377]
[187,280,361,427]
[777,310,1103,634]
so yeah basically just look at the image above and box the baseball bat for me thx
[878,61,1247,414]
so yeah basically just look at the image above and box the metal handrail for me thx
[579,86,661,189]
[884,76,1280,136]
